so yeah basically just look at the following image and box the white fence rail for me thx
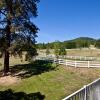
[63,78,100,100]
[36,55,100,61]
[54,59,100,68]
[36,56,100,68]
[59,55,100,61]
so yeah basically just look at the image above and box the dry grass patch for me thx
[0,76,21,86]
[63,65,100,80]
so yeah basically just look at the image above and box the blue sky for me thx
[34,0,100,43]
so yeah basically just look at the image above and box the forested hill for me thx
[66,37,96,43]
[37,37,100,49]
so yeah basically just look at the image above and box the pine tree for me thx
[0,0,39,75]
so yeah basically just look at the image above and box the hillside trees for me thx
[46,43,50,56]
[63,41,76,49]
[54,41,61,58]
[59,45,66,57]
[0,0,39,75]
[54,41,67,58]
[95,39,100,48]
[37,37,96,50]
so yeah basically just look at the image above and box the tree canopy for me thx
[0,0,39,74]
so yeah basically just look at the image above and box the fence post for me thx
[75,56,76,60]
[85,56,87,60]
[58,59,60,64]
[54,59,57,64]
[75,61,77,68]
[88,61,90,68]
[66,60,67,66]
[84,85,87,100]
[80,56,81,60]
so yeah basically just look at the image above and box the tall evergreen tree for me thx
[0,0,39,75]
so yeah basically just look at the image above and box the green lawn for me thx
[0,60,100,100]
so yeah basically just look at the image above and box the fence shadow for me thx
[0,89,45,100]
[10,60,56,78]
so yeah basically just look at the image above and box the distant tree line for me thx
[37,37,100,49]
[95,39,100,48]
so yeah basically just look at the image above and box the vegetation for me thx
[45,48,50,56]
[45,44,50,56]
[70,37,95,48]
[0,0,39,74]
[54,41,61,58]
[0,89,45,100]
[95,39,100,48]
[37,37,97,49]
[0,61,100,100]
[53,41,66,58]
[59,46,66,56]
[65,49,100,57]
[0,1,99,100]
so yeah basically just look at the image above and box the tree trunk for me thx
[3,20,11,75]
[4,50,9,74]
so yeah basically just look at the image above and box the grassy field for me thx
[38,49,100,57]
[0,58,100,100]
[66,49,100,57]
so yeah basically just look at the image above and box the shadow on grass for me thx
[10,60,56,78]
[0,89,45,100]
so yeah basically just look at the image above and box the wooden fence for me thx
[63,78,100,100]
[54,59,100,68]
